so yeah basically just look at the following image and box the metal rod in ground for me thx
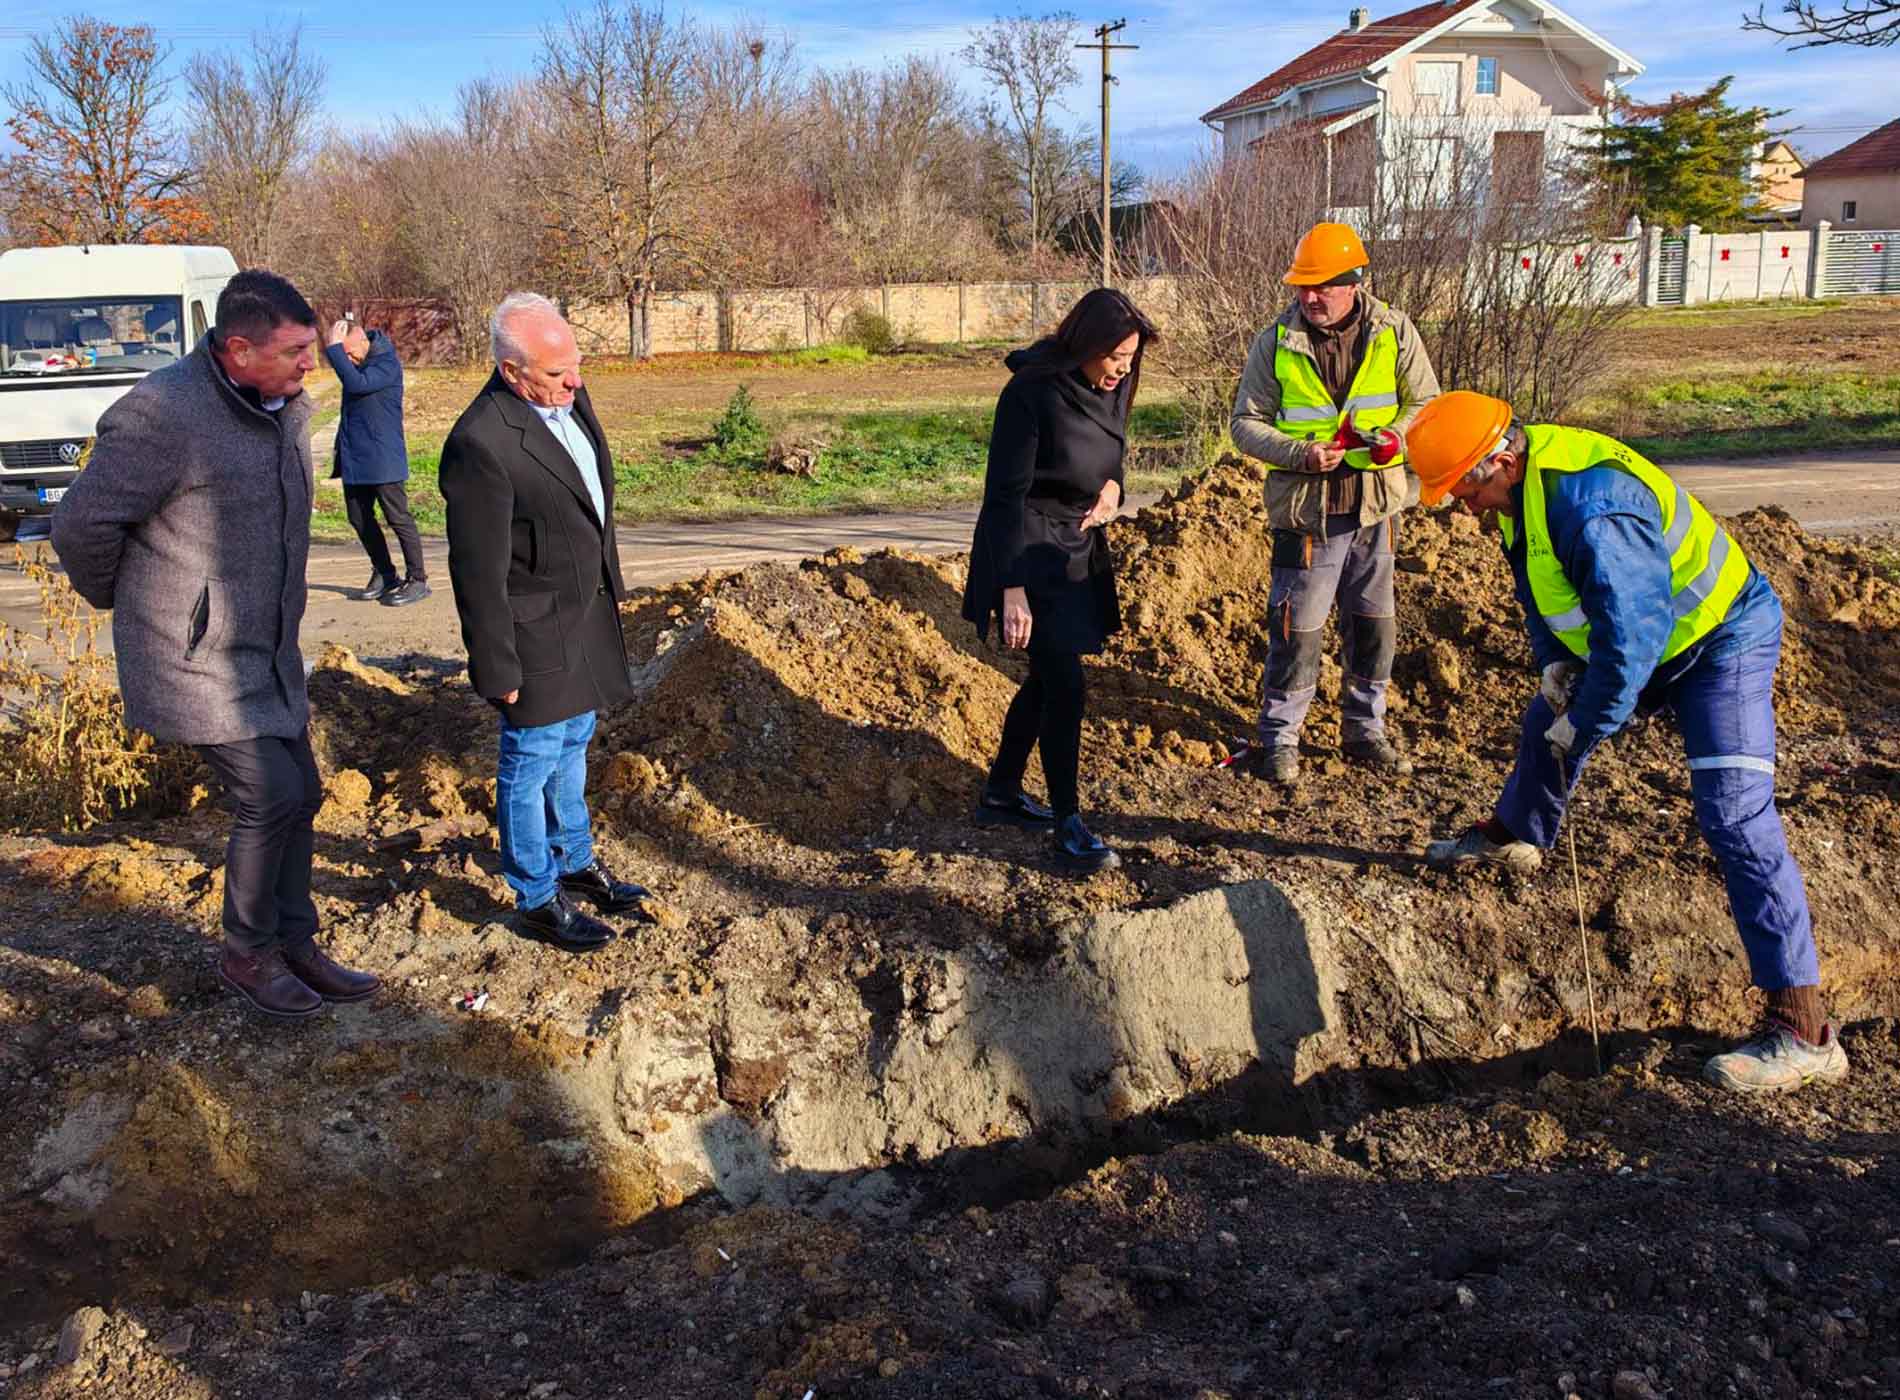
[1567,819,1603,1075]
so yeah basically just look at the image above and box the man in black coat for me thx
[438,292,648,952]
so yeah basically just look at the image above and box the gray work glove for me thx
[1540,660,1582,714]
[1546,711,1578,768]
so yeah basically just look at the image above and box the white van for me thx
[0,244,238,531]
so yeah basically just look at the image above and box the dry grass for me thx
[0,550,199,831]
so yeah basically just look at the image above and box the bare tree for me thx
[1147,138,1333,446]
[1,18,202,245]
[1743,0,1899,46]
[688,23,808,295]
[804,57,970,209]
[527,0,708,358]
[184,23,327,268]
[961,13,1082,258]
[1152,114,1634,459]
[384,80,532,364]
[273,132,410,304]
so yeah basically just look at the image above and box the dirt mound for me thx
[304,644,494,834]
[1096,456,1900,755]
[604,550,1021,844]
[599,456,1900,829]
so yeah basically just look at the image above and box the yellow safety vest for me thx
[1498,425,1752,664]
[1271,321,1404,471]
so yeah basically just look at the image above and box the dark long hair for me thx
[1048,287,1160,420]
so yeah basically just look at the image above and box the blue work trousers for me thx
[497,709,598,910]
[1495,618,1818,990]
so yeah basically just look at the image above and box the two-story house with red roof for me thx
[1200,0,1643,213]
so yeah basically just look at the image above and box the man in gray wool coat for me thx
[51,269,381,1019]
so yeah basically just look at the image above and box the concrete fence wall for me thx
[1672,227,1816,305]
[567,279,1173,356]
[454,231,1889,365]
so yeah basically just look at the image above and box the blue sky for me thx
[0,0,1890,176]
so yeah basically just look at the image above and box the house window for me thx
[1476,57,1499,96]
[1331,123,1376,207]
[1843,200,1858,223]
[1413,60,1460,115]
[1491,131,1546,204]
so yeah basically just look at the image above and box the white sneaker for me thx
[1704,1020,1850,1094]
[1702,1018,1846,1094]
[1423,826,1543,874]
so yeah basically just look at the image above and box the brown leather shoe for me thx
[283,941,381,1003]
[218,946,323,1019]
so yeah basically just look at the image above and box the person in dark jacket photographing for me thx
[324,318,429,606]
[961,287,1159,875]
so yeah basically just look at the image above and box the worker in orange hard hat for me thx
[1406,391,1845,1095]
[1230,221,1441,784]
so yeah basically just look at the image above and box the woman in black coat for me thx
[961,287,1159,874]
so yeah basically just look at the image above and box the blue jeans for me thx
[496,710,597,910]
[1495,604,1818,991]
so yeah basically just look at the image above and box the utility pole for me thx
[1078,19,1137,287]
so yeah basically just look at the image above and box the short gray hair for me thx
[490,291,563,367]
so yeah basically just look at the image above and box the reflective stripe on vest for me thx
[1271,322,1404,471]
[1501,425,1753,665]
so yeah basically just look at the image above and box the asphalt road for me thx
[6,448,1897,667]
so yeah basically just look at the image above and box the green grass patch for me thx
[597,396,1198,521]
[763,342,871,368]
[311,451,444,543]
[308,364,1896,543]
[1577,370,1900,462]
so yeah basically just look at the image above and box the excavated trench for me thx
[7,875,1378,1321]
[13,844,1892,1333]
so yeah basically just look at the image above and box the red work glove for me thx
[1329,421,1365,451]
[1367,428,1401,466]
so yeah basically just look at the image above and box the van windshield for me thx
[0,295,186,376]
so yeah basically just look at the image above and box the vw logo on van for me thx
[58,441,84,464]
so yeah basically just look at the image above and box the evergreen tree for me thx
[1591,77,1782,229]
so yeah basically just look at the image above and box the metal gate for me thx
[1823,230,1900,295]
[1654,236,1687,305]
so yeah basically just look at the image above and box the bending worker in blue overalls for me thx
[1402,390,1847,1095]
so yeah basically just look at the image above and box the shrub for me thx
[709,384,770,463]
[0,549,197,831]
[840,307,897,356]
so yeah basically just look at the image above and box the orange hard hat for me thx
[1406,391,1515,506]
[1284,222,1370,286]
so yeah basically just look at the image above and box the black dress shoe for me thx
[359,571,396,602]
[974,787,1058,827]
[381,578,432,608]
[519,893,615,952]
[1052,814,1120,874]
[557,862,649,915]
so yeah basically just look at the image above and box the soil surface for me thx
[3,457,1899,1399]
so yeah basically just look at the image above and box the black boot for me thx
[557,861,649,914]
[1052,814,1120,874]
[359,570,396,602]
[975,787,1058,827]
[519,893,615,952]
